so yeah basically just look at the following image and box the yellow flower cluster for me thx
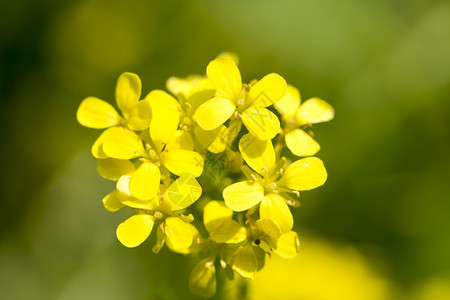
[76,53,334,297]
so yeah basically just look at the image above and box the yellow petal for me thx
[296,97,334,125]
[203,201,233,233]
[166,76,198,97]
[165,174,202,210]
[223,181,264,212]
[209,218,247,244]
[91,129,109,159]
[273,231,300,259]
[102,190,125,212]
[194,125,228,153]
[146,90,180,151]
[277,157,327,191]
[164,217,193,250]
[274,84,301,119]
[129,162,160,200]
[97,158,135,181]
[165,222,200,254]
[189,259,216,298]
[232,244,258,279]
[126,99,152,131]
[166,130,194,151]
[116,175,132,196]
[206,57,241,101]
[116,176,157,210]
[247,73,287,108]
[239,133,275,175]
[216,52,239,65]
[253,246,266,271]
[194,97,235,131]
[255,218,282,240]
[121,199,156,210]
[76,97,121,129]
[120,194,156,210]
[162,150,204,177]
[187,89,217,113]
[115,72,141,116]
[116,214,155,248]
[260,194,293,233]
[166,76,215,111]
[242,106,280,140]
[102,127,144,159]
[285,129,320,157]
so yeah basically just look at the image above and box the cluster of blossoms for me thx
[76,53,333,297]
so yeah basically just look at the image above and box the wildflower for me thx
[77,54,333,298]
[194,57,287,140]
[76,72,151,131]
[114,173,202,250]
[223,133,327,232]
[274,84,334,156]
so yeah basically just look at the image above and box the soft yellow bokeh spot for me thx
[413,278,450,300]
[250,237,391,300]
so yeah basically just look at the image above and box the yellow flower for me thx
[275,84,334,156]
[189,258,217,298]
[95,91,204,204]
[194,57,287,140]
[203,201,247,244]
[76,72,151,131]
[114,173,202,250]
[77,53,334,298]
[223,133,327,232]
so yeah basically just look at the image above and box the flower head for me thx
[77,54,333,298]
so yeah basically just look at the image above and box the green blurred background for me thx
[1,0,450,299]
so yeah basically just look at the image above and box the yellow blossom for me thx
[275,84,334,156]
[77,54,334,298]
[194,57,287,140]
